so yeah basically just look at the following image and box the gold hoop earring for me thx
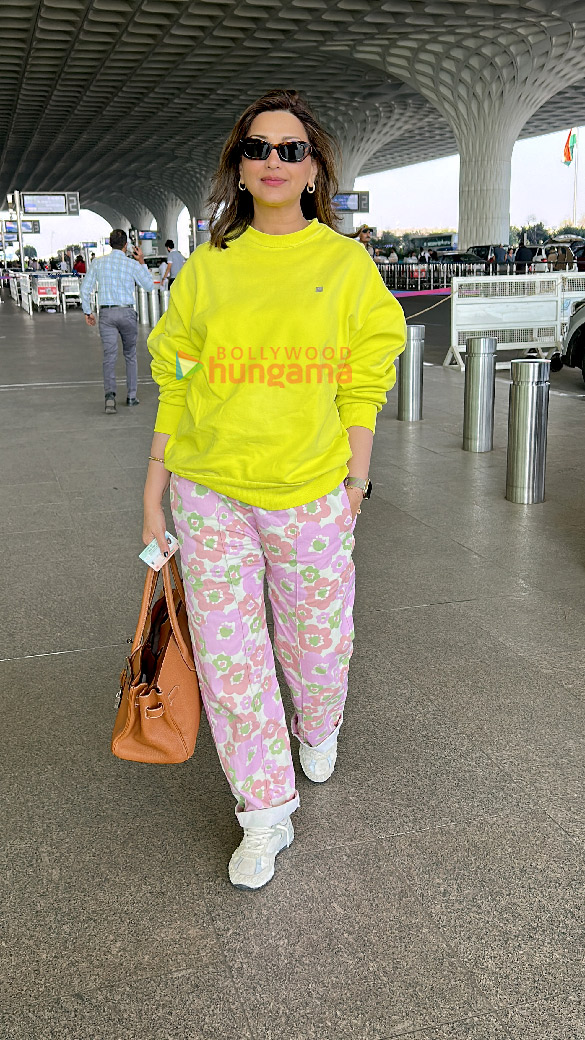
[306,183,316,194]
[238,180,247,192]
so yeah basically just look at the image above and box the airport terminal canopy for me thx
[1,0,585,246]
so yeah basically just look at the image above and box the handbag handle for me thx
[130,552,188,658]
[161,558,195,669]
[130,564,159,654]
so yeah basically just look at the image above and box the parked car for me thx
[571,244,585,272]
[469,244,512,264]
[559,299,585,380]
[436,250,485,264]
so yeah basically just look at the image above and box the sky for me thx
[1,124,583,259]
[355,125,585,234]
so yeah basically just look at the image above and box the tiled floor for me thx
[3,294,585,1039]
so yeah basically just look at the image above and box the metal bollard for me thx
[397,324,424,421]
[148,288,160,326]
[137,287,149,325]
[506,359,550,504]
[160,288,170,313]
[462,336,497,452]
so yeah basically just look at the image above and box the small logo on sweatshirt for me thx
[315,286,323,292]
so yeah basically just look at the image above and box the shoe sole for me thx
[299,747,337,783]
[229,826,294,891]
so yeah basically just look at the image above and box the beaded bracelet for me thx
[148,455,166,464]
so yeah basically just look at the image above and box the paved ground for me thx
[4,290,585,1040]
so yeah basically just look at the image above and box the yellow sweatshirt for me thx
[148,218,406,509]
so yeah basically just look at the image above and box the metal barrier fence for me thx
[447,271,585,370]
[378,261,577,293]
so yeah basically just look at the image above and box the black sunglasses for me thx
[240,138,312,163]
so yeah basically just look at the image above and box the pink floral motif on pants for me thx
[170,475,356,828]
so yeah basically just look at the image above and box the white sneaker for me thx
[228,818,294,890]
[299,735,338,783]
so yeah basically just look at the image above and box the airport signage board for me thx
[138,230,157,240]
[196,219,209,232]
[332,191,369,213]
[82,241,97,247]
[21,191,80,215]
[2,232,17,241]
[4,219,40,234]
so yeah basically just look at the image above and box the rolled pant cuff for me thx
[292,713,343,753]
[235,791,300,830]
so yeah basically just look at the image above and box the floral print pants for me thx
[170,475,356,829]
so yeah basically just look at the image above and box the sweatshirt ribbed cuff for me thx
[154,400,185,435]
[337,402,378,434]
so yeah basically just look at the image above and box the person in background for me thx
[73,254,86,275]
[405,251,418,264]
[162,239,186,288]
[387,246,399,262]
[547,244,575,271]
[90,252,96,262]
[59,256,69,272]
[347,224,375,256]
[358,225,375,256]
[158,257,169,290]
[373,248,389,265]
[505,246,515,265]
[80,228,154,413]
[514,241,533,274]
[31,258,39,271]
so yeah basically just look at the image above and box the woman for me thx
[143,89,405,890]
[73,254,86,274]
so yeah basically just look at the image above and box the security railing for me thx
[378,261,577,292]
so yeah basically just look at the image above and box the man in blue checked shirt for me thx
[81,228,154,414]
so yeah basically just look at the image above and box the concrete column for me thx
[86,202,130,235]
[384,20,585,248]
[457,131,516,250]
[115,199,155,254]
[146,193,185,248]
[329,95,438,234]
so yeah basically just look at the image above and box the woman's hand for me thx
[143,433,172,554]
[143,492,169,555]
[345,485,363,521]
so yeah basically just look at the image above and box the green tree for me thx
[555,224,585,239]
[16,245,37,260]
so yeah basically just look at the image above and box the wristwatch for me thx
[344,476,372,499]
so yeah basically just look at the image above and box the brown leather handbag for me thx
[112,555,202,764]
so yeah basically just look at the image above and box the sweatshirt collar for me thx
[242,218,322,250]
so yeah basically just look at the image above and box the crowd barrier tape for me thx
[446,272,585,370]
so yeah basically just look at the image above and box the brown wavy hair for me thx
[207,89,340,249]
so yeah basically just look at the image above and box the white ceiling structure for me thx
[1,0,585,245]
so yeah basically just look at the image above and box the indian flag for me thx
[176,350,202,380]
[563,129,577,165]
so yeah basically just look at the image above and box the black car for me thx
[436,250,487,265]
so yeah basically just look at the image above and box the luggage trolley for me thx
[9,272,20,304]
[60,276,82,312]
[19,274,33,315]
[32,276,60,311]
